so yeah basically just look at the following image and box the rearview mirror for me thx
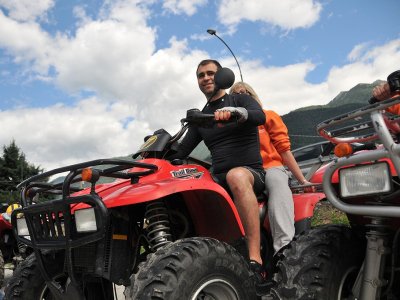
[214,67,235,90]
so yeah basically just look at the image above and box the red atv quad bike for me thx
[272,71,400,300]
[5,68,324,300]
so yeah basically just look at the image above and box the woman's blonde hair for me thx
[229,82,263,107]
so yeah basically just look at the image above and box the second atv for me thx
[273,70,400,300]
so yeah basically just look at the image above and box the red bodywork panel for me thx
[293,192,325,221]
[0,214,12,237]
[310,162,330,184]
[73,158,245,243]
[72,158,326,243]
[260,192,325,230]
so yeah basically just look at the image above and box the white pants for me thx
[265,166,295,253]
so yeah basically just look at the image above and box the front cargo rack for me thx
[12,158,157,249]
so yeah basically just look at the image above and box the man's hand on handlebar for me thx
[183,107,248,128]
[372,82,392,101]
[215,107,248,123]
[214,110,231,121]
[371,70,400,103]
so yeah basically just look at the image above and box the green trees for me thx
[0,140,43,203]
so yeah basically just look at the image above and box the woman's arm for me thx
[280,150,311,185]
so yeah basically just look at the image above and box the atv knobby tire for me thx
[4,252,65,300]
[126,237,256,300]
[272,224,365,299]
[0,250,4,287]
[5,251,113,300]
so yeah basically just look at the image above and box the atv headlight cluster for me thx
[339,162,392,197]
[74,208,97,232]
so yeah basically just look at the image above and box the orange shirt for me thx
[259,110,291,169]
[387,104,400,115]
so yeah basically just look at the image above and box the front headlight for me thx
[17,217,30,237]
[339,162,392,197]
[75,208,97,233]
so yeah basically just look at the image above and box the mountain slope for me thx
[327,80,385,107]
[283,80,384,149]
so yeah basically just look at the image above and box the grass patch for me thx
[312,200,349,227]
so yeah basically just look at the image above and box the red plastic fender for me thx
[74,159,246,243]
[259,192,325,231]
[293,192,325,221]
[0,213,12,237]
[310,162,331,184]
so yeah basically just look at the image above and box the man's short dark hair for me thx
[196,59,222,75]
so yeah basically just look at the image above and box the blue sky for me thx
[0,0,399,171]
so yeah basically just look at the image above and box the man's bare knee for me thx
[226,167,252,186]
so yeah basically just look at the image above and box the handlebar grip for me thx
[229,110,240,117]
[368,97,379,104]
[387,70,400,92]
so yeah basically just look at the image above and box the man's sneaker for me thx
[249,260,275,296]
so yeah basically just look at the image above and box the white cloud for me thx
[217,0,322,31]
[347,43,368,62]
[0,10,53,73]
[0,0,54,22]
[0,0,210,170]
[0,98,152,171]
[238,59,326,114]
[236,39,400,115]
[72,5,92,26]
[326,39,400,94]
[162,0,207,16]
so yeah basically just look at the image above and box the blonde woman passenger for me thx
[230,82,312,253]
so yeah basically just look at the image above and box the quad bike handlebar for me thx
[180,108,241,126]
[168,108,241,145]
[318,95,400,217]
[369,70,400,104]
[317,96,400,144]
[318,70,400,144]
[180,108,215,125]
[134,107,241,161]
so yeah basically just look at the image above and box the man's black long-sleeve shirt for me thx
[170,93,265,174]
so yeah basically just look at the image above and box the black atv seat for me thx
[257,190,268,224]
[257,190,268,203]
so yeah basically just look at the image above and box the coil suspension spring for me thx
[17,241,27,254]
[145,201,172,251]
